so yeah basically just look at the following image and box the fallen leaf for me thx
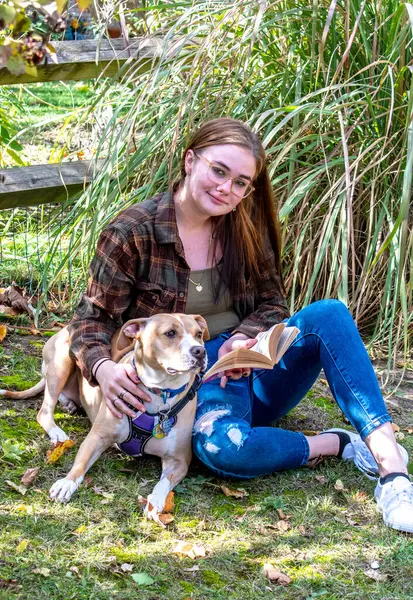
[163,491,175,513]
[0,579,21,591]
[221,485,248,499]
[370,560,380,570]
[73,525,87,535]
[32,568,51,577]
[298,525,307,537]
[275,520,290,532]
[315,474,327,484]
[404,428,413,434]
[276,508,291,520]
[16,539,29,553]
[0,305,19,316]
[46,439,75,463]
[93,486,113,500]
[262,563,291,586]
[392,423,400,432]
[20,467,40,488]
[183,565,200,572]
[69,566,81,578]
[120,563,134,573]
[82,476,93,488]
[364,568,388,582]
[334,479,346,491]
[0,324,7,342]
[343,532,353,540]
[0,286,34,316]
[5,480,27,495]
[131,572,154,586]
[158,513,174,526]
[174,541,206,559]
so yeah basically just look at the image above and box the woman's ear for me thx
[184,149,195,176]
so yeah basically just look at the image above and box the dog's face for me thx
[123,314,208,377]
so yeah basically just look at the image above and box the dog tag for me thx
[152,423,166,439]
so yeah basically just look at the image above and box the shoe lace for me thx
[352,440,378,480]
[380,480,413,509]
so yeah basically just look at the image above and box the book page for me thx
[275,326,300,362]
[253,323,285,360]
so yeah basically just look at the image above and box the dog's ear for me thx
[191,314,210,341]
[122,319,149,339]
[111,318,149,362]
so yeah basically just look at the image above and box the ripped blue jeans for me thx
[192,300,391,479]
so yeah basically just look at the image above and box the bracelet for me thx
[93,358,114,379]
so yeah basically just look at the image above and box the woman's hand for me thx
[217,333,257,388]
[95,360,151,419]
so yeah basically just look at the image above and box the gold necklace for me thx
[188,233,213,293]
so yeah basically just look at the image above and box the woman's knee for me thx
[293,299,353,329]
[193,413,253,477]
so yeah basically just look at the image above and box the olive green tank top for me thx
[185,266,240,338]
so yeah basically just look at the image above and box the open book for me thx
[203,322,300,380]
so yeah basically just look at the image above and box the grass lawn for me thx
[1,331,413,599]
[5,81,94,167]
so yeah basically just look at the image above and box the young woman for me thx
[68,118,412,533]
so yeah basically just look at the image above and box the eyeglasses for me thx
[194,152,255,198]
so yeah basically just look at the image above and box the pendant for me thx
[152,423,166,439]
[196,285,203,292]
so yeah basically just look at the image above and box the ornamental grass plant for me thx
[21,1,413,359]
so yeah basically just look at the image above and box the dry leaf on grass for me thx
[72,525,87,535]
[262,563,291,586]
[334,479,346,491]
[46,440,75,464]
[364,568,388,582]
[183,565,200,572]
[5,480,27,495]
[392,423,401,432]
[0,286,34,316]
[221,485,248,498]
[92,487,113,500]
[158,513,174,526]
[0,324,7,342]
[276,508,291,520]
[20,467,40,488]
[404,428,413,434]
[0,579,21,591]
[120,563,134,573]
[174,541,206,559]
[32,568,51,577]
[69,566,81,578]
[267,520,290,532]
[16,539,29,553]
[163,491,175,513]
[315,474,327,484]
[0,305,19,316]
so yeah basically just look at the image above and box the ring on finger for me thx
[119,390,126,401]
[113,396,120,404]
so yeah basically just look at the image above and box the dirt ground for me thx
[1,331,412,432]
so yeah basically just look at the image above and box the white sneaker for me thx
[375,476,413,533]
[323,428,409,480]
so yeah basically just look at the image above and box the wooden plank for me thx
[0,38,163,85]
[0,160,102,209]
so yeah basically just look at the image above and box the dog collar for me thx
[131,357,199,403]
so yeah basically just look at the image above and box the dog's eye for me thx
[165,329,176,338]
[196,331,203,339]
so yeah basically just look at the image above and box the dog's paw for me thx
[48,426,69,444]
[49,478,78,503]
[144,501,166,528]
[58,394,78,415]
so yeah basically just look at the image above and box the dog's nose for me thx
[190,346,206,360]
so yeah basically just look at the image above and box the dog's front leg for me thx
[145,454,191,527]
[49,417,122,503]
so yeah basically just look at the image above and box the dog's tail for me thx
[0,378,45,400]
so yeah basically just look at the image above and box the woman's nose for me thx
[216,178,233,194]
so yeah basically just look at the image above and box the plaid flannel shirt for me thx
[68,191,290,384]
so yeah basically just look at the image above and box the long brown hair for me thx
[176,117,284,298]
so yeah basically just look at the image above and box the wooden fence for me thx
[0,37,162,210]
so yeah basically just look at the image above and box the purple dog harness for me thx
[118,373,203,457]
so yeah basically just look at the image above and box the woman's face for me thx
[184,144,257,217]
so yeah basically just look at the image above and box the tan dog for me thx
[1,314,208,524]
